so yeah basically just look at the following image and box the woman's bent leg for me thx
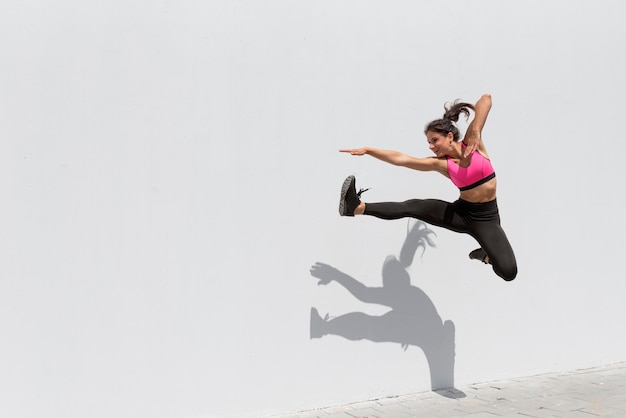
[473,223,517,281]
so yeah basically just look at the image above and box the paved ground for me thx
[271,362,626,417]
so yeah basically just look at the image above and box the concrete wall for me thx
[1,1,625,417]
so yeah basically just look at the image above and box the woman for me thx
[338,94,517,281]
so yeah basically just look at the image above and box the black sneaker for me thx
[469,248,488,264]
[339,175,369,216]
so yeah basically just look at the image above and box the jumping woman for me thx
[338,94,517,281]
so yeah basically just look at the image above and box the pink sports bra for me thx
[446,143,496,191]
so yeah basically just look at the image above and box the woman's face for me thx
[426,130,454,157]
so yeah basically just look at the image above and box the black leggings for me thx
[364,198,517,281]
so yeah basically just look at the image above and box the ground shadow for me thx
[310,220,465,398]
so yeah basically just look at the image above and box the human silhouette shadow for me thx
[310,221,465,398]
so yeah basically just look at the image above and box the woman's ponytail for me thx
[424,99,475,142]
[443,100,474,122]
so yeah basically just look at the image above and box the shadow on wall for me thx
[309,220,465,398]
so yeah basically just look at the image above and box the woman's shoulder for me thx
[462,140,491,160]
[433,156,450,176]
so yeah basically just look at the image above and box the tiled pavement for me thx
[270,362,626,417]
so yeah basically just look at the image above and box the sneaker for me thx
[339,175,369,216]
[469,248,488,264]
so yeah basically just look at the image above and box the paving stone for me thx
[268,362,626,418]
[319,412,360,418]
[344,407,383,418]
[549,411,598,418]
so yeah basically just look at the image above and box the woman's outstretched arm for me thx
[339,147,443,173]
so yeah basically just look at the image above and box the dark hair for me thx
[424,100,475,142]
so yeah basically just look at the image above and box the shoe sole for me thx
[339,175,355,216]
[469,248,488,263]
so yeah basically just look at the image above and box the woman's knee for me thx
[495,262,517,281]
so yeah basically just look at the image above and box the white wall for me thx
[1,1,625,417]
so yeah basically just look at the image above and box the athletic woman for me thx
[338,94,517,281]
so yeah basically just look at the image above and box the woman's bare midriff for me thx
[459,177,498,203]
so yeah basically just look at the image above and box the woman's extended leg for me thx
[364,199,469,234]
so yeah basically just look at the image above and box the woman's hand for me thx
[339,148,368,156]
[463,131,480,158]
